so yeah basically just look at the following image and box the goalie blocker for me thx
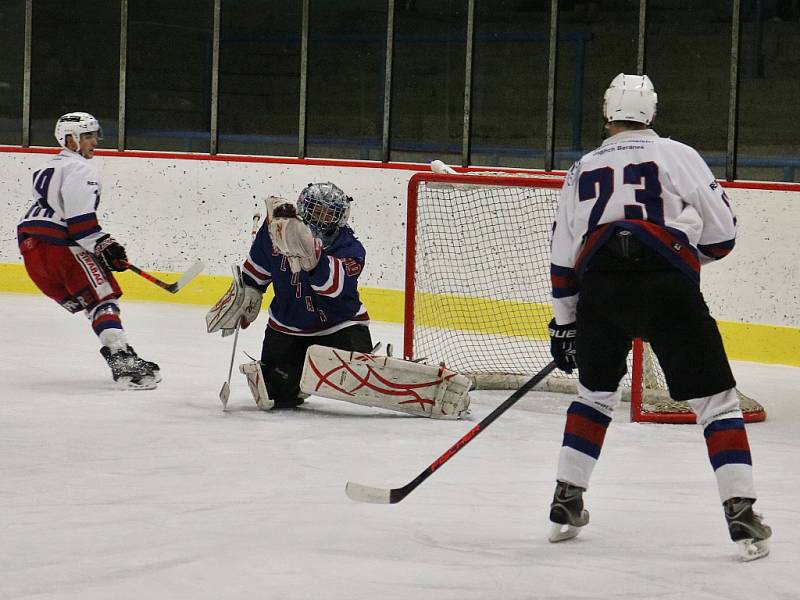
[205,265,263,337]
[297,345,471,418]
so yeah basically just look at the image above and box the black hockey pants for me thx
[260,324,373,408]
[576,233,735,401]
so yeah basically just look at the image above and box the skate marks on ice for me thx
[1,295,798,599]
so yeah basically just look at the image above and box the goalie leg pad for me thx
[300,345,471,418]
[239,360,274,411]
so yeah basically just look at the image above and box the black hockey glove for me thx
[95,235,129,272]
[548,318,577,374]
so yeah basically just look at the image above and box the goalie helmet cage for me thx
[403,171,765,424]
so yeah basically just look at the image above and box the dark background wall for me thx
[0,0,797,181]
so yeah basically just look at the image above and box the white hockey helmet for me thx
[602,73,657,125]
[54,112,103,149]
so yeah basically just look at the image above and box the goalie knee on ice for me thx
[299,345,471,418]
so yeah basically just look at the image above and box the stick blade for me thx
[345,481,392,504]
[169,260,205,293]
[430,159,457,174]
[219,381,230,409]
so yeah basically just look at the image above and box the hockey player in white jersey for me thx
[546,74,771,560]
[17,112,160,389]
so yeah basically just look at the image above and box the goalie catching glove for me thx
[206,265,263,337]
[299,345,471,419]
[266,195,321,273]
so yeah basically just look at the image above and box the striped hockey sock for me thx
[703,417,756,501]
[557,400,612,488]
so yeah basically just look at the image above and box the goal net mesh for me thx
[404,173,765,423]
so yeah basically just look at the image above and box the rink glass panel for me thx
[28,0,120,149]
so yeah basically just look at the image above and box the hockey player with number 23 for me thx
[17,112,160,390]
[546,74,771,560]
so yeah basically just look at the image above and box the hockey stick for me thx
[345,361,557,504]
[219,212,262,408]
[219,318,240,409]
[126,261,205,294]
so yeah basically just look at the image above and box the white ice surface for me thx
[1,293,798,600]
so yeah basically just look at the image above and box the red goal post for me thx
[403,170,765,424]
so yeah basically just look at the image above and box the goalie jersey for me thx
[550,129,737,325]
[17,150,108,251]
[241,222,370,336]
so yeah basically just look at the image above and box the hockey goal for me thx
[404,171,765,424]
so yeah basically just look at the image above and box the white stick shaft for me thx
[219,212,261,409]
[226,325,240,382]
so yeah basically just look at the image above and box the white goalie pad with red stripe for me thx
[300,345,471,419]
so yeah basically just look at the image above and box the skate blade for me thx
[117,375,158,390]
[737,538,770,561]
[549,522,583,543]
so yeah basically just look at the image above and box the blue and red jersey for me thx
[242,223,369,336]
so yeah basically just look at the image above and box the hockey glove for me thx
[268,212,321,272]
[206,266,264,337]
[95,235,128,272]
[548,319,577,374]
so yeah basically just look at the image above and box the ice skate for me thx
[101,345,159,390]
[548,481,590,543]
[272,395,305,409]
[128,345,161,383]
[724,497,772,561]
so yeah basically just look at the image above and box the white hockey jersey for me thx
[551,129,737,325]
[17,149,107,252]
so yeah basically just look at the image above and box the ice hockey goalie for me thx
[300,345,471,418]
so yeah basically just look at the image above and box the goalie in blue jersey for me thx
[207,182,373,410]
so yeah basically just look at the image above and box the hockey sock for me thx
[703,417,757,502]
[94,303,128,352]
[556,400,612,489]
[92,301,123,333]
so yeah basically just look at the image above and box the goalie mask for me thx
[603,73,657,126]
[297,182,352,247]
[55,112,103,149]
